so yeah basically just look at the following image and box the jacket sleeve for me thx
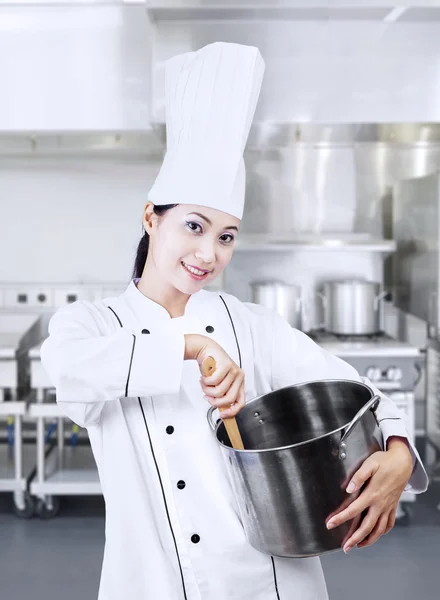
[40,301,185,427]
[269,312,429,494]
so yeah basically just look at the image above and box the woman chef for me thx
[41,42,428,600]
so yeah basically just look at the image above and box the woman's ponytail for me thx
[132,204,178,279]
[132,232,149,279]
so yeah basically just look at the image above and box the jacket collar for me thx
[122,279,207,331]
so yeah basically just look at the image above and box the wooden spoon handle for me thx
[201,356,245,450]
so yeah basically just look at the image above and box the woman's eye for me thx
[220,234,235,244]
[186,221,202,233]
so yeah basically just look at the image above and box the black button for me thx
[191,534,200,544]
[141,329,150,334]
[166,426,174,435]
[177,480,186,490]
[205,325,214,333]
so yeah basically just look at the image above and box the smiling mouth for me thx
[181,261,211,278]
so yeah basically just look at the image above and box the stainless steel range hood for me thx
[145,1,440,24]
[146,2,440,125]
[151,122,440,150]
[147,3,390,22]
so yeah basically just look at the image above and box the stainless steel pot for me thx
[208,380,382,558]
[251,281,302,329]
[320,279,386,335]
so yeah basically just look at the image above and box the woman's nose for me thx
[195,239,216,264]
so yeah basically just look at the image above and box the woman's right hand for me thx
[184,334,245,418]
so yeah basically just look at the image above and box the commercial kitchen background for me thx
[1,2,440,599]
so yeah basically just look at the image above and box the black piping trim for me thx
[378,417,402,422]
[107,306,122,327]
[138,398,188,600]
[271,557,281,600]
[125,335,136,397]
[219,295,280,599]
[107,306,136,398]
[219,295,242,369]
[106,306,187,599]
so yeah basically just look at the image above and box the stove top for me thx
[308,330,423,391]
[308,329,422,358]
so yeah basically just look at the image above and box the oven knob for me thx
[366,367,382,381]
[386,367,402,381]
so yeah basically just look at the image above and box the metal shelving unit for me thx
[234,234,397,253]
[28,403,101,518]
[0,402,36,517]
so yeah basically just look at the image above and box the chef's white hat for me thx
[148,42,265,220]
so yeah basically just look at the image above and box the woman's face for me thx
[143,203,240,294]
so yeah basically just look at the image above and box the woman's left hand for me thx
[326,437,413,553]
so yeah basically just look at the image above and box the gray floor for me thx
[1,486,439,600]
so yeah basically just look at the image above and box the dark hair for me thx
[132,204,177,279]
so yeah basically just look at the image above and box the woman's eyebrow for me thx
[188,212,238,232]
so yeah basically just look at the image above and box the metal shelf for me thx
[0,443,34,494]
[31,445,101,497]
[28,403,102,500]
[234,236,397,253]
[0,402,25,418]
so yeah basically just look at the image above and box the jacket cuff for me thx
[380,418,429,493]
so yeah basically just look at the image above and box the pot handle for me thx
[207,406,219,431]
[339,394,381,460]
[373,290,388,310]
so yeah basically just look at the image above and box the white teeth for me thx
[183,262,207,276]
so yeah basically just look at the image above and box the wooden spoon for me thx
[201,356,245,450]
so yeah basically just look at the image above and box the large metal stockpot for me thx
[250,281,302,329]
[208,380,382,558]
[320,279,386,335]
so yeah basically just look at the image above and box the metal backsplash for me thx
[240,124,440,261]
[221,124,440,330]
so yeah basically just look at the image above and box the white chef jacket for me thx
[40,280,428,600]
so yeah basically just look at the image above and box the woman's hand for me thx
[184,334,245,418]
[326,437,413,553]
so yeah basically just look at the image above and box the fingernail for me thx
[327,520,336,530]
[343,545,351,554]
[346,481,356,493]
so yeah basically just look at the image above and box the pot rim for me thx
[323,279,380,286]
[209,378,376,454]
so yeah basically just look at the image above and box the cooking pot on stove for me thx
[250,281,303,330]
[319,279,387,336]
[208,380,382,558]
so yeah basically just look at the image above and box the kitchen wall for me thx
[0,155,160,283]
[0,4,151,130]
